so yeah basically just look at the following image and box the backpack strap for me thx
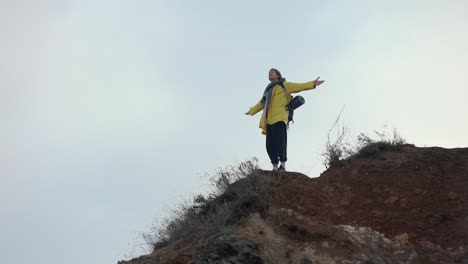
[278,82,293,108]
[278,82,294,127]
[278,82,289,98]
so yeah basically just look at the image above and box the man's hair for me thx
[270,68,282,79]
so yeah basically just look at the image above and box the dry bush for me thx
[322,109,408,167]
[143,157,273,252]
[322,108,353,168]
[353,128,406,158]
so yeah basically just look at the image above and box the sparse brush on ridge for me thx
[353,128,406,158]
[323,126,408,167]
[322,107,353,168]
[142,158,273,252]
[322,108,408,167]
[322,123,353,168]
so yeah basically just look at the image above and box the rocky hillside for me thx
[119,145,468,263]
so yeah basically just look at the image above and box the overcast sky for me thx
[2,1,468,263]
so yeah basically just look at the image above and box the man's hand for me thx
[314,76,325,87]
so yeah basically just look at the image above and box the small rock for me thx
[372,210,384,217]
[399,199,410,209]
[333,211,344,217]
[393,233,410,250]
[416,222,426,230]
[372,187,381,193]
[448,192,458,200]
[385,196,399,207]
[301,256,313,264]
[339,200,350,206]
[414,188,422,194]
[419,240,435,250]
[408,252,419,262]
[393,233,410,249]
[295,213,305,220]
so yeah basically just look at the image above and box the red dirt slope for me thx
[270,144,468,248]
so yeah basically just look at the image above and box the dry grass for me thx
[322,109,407,167]
[353,128,406,158]
[142,158,274,252]
[322,107,353,168]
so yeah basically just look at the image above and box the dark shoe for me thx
[277,165,286,171]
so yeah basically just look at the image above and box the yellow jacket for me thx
[247,80,316,135]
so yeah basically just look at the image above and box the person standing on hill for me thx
[245,68,325,171]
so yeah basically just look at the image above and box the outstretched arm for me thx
[285,77,325,94]
[245,100,263,115]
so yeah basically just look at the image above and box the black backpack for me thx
[278,82,305,125]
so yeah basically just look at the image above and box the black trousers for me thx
[266,121,287,164]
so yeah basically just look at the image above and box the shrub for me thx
[322,118,408,167]
[354,128,406,158]
[143,158,273,252]
[322,108,353,168]
[322,123,353,168]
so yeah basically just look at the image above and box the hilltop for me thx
[119,144,468,263]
